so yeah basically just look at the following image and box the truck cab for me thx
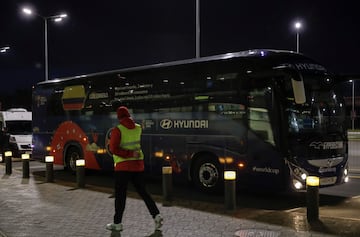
[0,108,32,161]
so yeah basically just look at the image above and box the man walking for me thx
[106,106,163,233]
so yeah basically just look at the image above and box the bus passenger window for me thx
[208,103,246,120]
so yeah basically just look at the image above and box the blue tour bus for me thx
[32,49,349,192]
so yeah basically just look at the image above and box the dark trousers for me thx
[114,171,160,224]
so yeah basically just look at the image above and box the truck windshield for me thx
[6,121,32,135]
[285,76,346,135]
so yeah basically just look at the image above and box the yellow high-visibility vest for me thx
[113,124,144,165]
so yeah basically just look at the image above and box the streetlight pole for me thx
[294,21,302,53]
[22,7,67,81]
[44,18,48,81]
[351,80,355,130]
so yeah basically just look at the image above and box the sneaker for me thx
[154,214,163,230]
[106,223,123,231]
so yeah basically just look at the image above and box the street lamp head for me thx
[294,22,302,30]
[0,46,10,53]
[20,5,69,81]
[53,14,67,22]
[22,7,33,15]
[22,7,68,21]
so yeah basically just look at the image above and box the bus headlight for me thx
[293,179,303,190]
[301,173,307,180]
[288,161,308,190]
[343,168,349,183]
[292,166,308,180]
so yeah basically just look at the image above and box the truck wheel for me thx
[192,155,223,193]
[65,147,82,173]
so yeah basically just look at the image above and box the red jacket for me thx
[109,117,144,172]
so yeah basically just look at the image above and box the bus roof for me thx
[37,49,310,86]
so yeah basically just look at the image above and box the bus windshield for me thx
[286,76,346,135]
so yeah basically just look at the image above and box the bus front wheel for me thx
[65,147,82,173]
[192,156,223,193]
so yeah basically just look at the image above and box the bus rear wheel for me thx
[65,147,81,173]
[192,156,223,193]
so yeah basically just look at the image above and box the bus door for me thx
[246,85,285,190]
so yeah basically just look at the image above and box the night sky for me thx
[1,0,360,94]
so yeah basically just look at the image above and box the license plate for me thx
[320,176,337,185]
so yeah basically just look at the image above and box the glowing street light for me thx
[294,21,302,53]
[0,46,10,53]
[22,7,68,81]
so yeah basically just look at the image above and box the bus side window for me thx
[47,90,65,116]
[248,88,275,145]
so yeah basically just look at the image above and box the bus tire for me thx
[192,155,223,193]
[65,146,82,173]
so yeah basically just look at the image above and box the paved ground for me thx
[0,163,359,237]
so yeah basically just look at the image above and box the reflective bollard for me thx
[76,159,85,188]
[224,170,236,211]
[162,166,173,206]
[306,176,319,222]
[5,151,12,175]
[45,156,54,182]
[22,154,30,178]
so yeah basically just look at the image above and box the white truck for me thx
[0,108,32,161]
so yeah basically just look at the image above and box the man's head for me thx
[117,106,130,120]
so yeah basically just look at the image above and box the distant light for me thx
[45,156,54,163]
[22,8,33,15]
[162,166,172,174]
[294,22,302,30]
[224,171,236,180]
[22,154,30,160]
[306,176,320,187]
[0,46,10,53]
[76,159,85,167]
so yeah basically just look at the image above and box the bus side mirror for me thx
[274,66,306,104]
[291,76,306,104]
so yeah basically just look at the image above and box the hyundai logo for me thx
[160,119,173,129]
